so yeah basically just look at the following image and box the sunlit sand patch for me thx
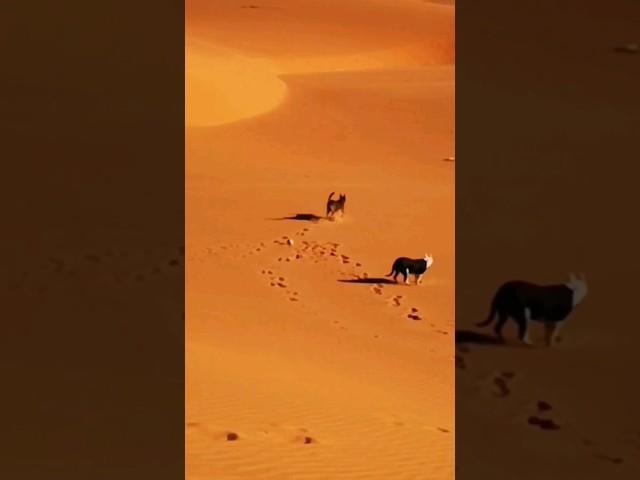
[186,39,287,127]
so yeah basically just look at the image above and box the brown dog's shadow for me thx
[270,213,324,223]
[455,329,506,346]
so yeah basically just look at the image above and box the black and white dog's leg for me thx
[416,274,423,285]
[392,270,399,283]
[404,268,410,285]
[518,307,533,345]
[544,321,562,347]
[494,311,508,341]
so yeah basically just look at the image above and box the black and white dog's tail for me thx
[384,263,396,277]
[476,298,498,327]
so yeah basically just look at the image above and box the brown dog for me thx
[326,192,346,218]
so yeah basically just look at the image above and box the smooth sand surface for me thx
[186,1,454,479]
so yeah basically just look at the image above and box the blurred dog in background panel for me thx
[476,273,588,346]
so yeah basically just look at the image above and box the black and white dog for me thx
[326,192,346,218]
[477,273,588,346]
[386,254,434,285]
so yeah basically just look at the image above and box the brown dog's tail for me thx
[326,192,336,216]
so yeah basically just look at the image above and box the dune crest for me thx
[186,0,453,126]
[186,37,453,128]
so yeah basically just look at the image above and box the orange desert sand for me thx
[186,1,454,479]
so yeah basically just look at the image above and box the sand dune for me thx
[186,1,454,478]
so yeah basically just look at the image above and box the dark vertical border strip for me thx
[0,2,184,479]
[457,1,640,478]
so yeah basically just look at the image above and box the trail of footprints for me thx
[369,282,450,335]
[276,239,348,265]
[260,269,300,302]
[491,371,516,398]
[521,396,629,468]
[369,283,423,319]
[250,229,453,340]
[527,400,561,431]
[6,245,186,293]
[457,346,629,466]
[187,422,316,446]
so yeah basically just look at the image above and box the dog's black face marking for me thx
[385,256,433,285]
[477,276,588,346]
[326,192,346,217]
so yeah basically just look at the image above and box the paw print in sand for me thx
[261,270,300,302]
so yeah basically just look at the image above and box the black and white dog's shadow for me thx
[339,278,395,285]
[455,329,507,346]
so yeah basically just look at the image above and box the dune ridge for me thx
[186,0,453,127]
[186,35,453,127]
